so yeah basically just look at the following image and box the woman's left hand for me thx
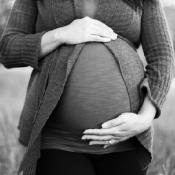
[81,112,153,148]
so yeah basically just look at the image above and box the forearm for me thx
[39,27,65,58]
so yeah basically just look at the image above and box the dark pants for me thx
[36,147,150,175]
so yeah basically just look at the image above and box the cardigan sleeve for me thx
[0,0,46,71]
[140,0,175,119]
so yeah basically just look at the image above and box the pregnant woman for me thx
[0,0,174,175]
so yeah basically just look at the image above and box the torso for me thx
[81,0,99,17]
[41,0,142,153]
[44,0,131,132]
[45,42,131,131]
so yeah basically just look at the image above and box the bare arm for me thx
[137,95,156,129]
[39,28,64,58]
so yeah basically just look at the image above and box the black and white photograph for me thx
[0,0,175,175]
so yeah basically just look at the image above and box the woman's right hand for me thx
[40,16,117,58]
[57,16,118,45]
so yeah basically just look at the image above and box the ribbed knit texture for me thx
[0,0,46,70]
[0,0,174,175]
[140,0,175,118]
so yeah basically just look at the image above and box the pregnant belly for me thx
[48,42,131,132]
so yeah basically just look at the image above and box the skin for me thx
[39,16,156,148]
[82,96,156,148]
[39,16,117,58]
[19,16,118,157]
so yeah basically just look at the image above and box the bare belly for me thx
[47,42,131,132]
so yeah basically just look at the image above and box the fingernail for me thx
[81,136,86,140]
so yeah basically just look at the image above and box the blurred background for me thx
[0,0,175,175]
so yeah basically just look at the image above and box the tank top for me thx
[41,0,139,154]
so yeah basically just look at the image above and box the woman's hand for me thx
[57,16,118,45]
[82,112,152,148]
[40,16,117,58]
[81,96,156,148]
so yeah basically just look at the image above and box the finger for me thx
[116,136,129,143]
[83,16,117,40]
[91,25,117,40]
[103,137,130,149]
[91,18,114,33]
[84,128,114,135]
[104,139,119,148]
[83,128,129,137]
[83,16,113,35]
[88,35,112,42]
[81,134,117,141]
[89,140,110,146]
[102,115,125,129]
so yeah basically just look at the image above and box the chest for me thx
[80,0,99,17]
[36,0,142,43]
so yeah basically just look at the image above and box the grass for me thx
[147,84,175,175]
[0,66,30,175]
[0,66,175,175]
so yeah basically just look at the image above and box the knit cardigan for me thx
[0,0,174,174]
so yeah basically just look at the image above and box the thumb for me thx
[102,114,124,129]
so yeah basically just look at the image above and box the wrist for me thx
[138,96,156,129]
[54,27,67,45]
[138,113,153,131]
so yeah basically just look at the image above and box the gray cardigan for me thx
[0,0,174,174]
